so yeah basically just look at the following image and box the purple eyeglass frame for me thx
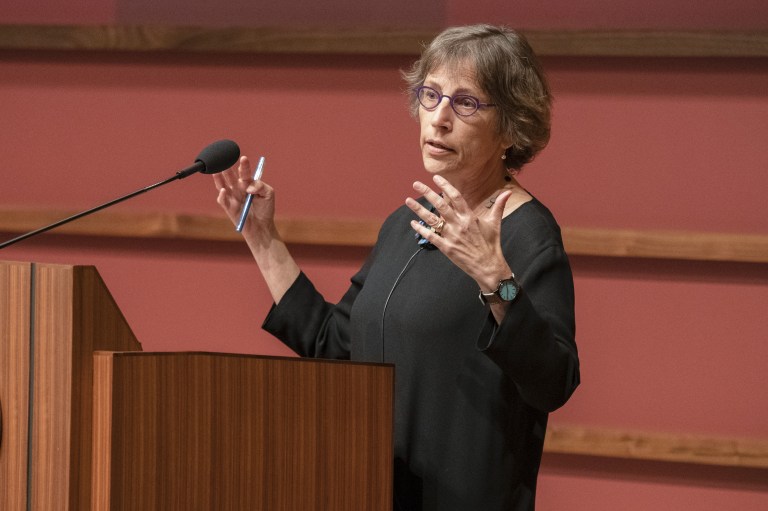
[415,85,496,116]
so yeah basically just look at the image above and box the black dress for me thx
[263,197,580,511]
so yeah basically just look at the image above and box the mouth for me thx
[425,139,454,153]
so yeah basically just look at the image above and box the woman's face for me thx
[418,61,511,187]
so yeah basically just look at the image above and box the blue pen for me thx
[236,156,266,232]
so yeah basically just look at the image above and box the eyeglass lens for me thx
[417,87,480,116]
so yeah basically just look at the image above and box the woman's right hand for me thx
[213,155,276,237]
[212,155,300,303]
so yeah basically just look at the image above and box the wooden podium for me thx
[0,261,394,510]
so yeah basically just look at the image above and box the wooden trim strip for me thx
[545,425,768,469]
[561,227,768,264]
[0,209,767,263]
[1,25,767,58]
[526,30,768,58]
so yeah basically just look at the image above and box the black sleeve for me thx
[478,243,580,413]
[262,232,382,360]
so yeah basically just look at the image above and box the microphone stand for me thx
[0,168,198,250]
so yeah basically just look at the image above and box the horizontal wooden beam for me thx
[562,226,768,264]
[1,209,767,263]
[528,30,768,58]
[1,25,767,58]
[545,425,768,469]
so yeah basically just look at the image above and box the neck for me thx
[451,167,516,212]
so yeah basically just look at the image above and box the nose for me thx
[430,95,454,127]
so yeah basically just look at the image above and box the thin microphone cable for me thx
[380,247,424,363]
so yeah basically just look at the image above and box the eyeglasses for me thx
[415,85,496,117]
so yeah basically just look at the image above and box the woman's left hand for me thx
[406,175,513,292]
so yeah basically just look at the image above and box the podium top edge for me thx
[93,350,395,368]
[1,259,97,270]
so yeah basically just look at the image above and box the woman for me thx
[214,24,579,511]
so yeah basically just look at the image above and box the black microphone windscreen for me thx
[196,139,241,174]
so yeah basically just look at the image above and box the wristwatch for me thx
[478,275,521,306]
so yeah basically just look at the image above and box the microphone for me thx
[0,139,240,250]
[176,139,241,178]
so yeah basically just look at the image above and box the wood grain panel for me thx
[70,266,143,510]
[0,261,32,511]
[91,352,394,511]
[90,349,113,510]
[29,263,75,510]
[1,25,767,57]
[0,262,144,511]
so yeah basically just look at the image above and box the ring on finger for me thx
[432,217,445,236]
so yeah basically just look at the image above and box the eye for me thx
[455,96,478,109]
[422,88,438,101]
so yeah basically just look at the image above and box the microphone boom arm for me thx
[0,139,239,250]
[0,171,191,250]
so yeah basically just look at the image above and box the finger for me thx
[216,185,237,216]
[405,197,442,226]
[214,161,242,189]
[246,179,267,196]
[413,181,454,217]
[220,165,240,191]
[237,155,253,181]
[432,175,468,212]
[490,190,513,219]
[216,185,231,207]
[410,219,445,247]
[212,171,225,191]
[217,187,247,225]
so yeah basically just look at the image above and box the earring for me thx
[501,154,507,160]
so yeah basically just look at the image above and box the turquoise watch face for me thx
[498,280,519,301]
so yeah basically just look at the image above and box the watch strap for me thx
[478,275,519,306]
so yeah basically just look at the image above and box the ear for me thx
[499,132,515,156]
[500,144,513,164]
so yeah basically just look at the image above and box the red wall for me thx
[1,3,767,510]
[3,0,767,29]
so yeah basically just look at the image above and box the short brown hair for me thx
[402,25,552,170]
